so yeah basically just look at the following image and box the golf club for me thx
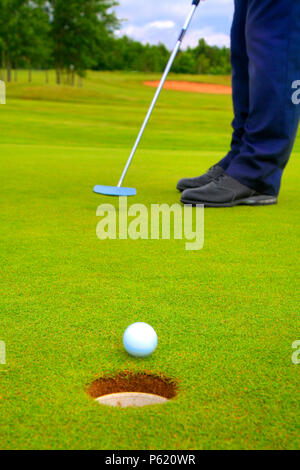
[93,0,201,197]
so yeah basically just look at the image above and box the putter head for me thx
[93,185,137,197]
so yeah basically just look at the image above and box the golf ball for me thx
[123,322,158,357]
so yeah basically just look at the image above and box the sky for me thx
[114,0,234,49]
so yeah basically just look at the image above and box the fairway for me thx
[0,71,299,450]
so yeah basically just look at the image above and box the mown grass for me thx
[0,71,299,450]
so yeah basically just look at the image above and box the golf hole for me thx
[88,371,177,408]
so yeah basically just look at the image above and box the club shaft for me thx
[117,3,199,188]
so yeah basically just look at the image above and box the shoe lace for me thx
[214,173,227,183]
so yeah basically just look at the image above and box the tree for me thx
[94,36,231,76]
[0,3,231,80]
[49,0,119,84]
[173,51,196,74]
[196,54,211,74]
[193,39,231,75]
[0,0,50,82]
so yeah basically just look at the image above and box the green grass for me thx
[0,71,299,450]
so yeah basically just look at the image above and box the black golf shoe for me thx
[176,164,224,192]
[180,174,278,207]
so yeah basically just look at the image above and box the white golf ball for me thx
[123,322,158,357]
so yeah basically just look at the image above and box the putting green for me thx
[0,71,299,450]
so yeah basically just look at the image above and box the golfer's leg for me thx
[218,0,249,170]
[177,0,249,193]
[226,0,300,196]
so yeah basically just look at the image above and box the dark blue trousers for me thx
[218,0,300,196]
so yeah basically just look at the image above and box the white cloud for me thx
[148,21,176,30]
[186,28,230,48]
[115,0,234,48]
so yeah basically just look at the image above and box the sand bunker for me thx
[144,80,232,95]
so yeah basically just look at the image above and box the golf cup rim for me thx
[95,391,169,407]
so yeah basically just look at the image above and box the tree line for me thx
[0,0,231,84]
[100,36,231,75]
